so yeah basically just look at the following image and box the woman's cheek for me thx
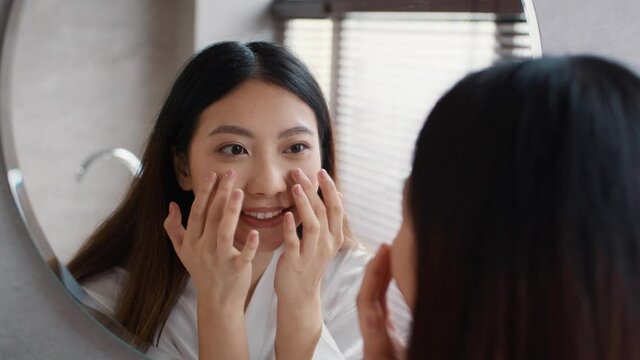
[299,159,323,187]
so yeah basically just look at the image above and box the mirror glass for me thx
[5,0,540,356]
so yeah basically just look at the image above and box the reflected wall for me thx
[11,0,193,262]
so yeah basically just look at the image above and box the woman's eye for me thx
[219,144,247,156]
[285,143,309,154]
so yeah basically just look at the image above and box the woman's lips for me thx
[240,207,293,229]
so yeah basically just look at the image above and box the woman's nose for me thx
[245,159,289,197]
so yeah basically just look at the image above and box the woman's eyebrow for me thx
[208,125,254,138]
[279,126,314,139]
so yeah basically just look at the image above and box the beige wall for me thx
[195,0,275,51]
[533,0,640,72]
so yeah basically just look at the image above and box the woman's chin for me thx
[235,224,289,253]
[256,237,284,252]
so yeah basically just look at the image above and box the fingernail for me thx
[320,169,329,178]
[293,184,303,196]
[168,202,173,214]
[225,170,235,178]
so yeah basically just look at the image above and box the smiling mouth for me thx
[241,206,294,220]
[239,206,294,229]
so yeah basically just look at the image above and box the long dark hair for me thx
[408,56,640,359]
[67,41,352,346]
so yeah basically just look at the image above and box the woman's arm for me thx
[274,168,345,360]
[196,290,249,360]
[164,171,259,360]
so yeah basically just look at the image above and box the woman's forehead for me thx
[196,79,318,136]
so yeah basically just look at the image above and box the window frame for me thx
[272,0,524,20]
[272,0,526,114]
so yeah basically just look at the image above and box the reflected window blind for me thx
[284,13,532,249]
[283,19,335,106]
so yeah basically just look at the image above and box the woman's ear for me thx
[173,150,193,191]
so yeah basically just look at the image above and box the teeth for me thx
[243,210,283,220]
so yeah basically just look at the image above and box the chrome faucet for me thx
[76,148,142,181]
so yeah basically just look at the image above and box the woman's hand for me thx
[164,170,259,306]
[357,245,406,360]
[274,168,345,360]
[163,170,259,360]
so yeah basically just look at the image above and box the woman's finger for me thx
[282,211,300,255]
[208,170,236,220]
[357,245,395,356]
[185,172,217,241]
[164,202,187,254]
[358,244,392,313]
[214,189,244,257]
[317,169,344,239]
[292,183,320,255]
[292,168,328,223]
[202,170,236,248]
[237,230,260,264]
[292,169,332,253]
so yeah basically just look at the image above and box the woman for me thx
[358,56,640,359]
[69,41,406,359]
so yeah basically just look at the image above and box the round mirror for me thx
[2,0,542,357]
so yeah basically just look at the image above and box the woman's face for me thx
[175,79,323,252]
[390,181,417,310]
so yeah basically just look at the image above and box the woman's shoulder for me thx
[81,267,128,314]
[320,246,373,319]
[326,245,373,277]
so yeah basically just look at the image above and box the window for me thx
[275,1,533,249]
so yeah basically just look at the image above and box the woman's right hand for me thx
[164,170,259,360]
[163,170,259,310]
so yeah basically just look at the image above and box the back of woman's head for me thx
[408,56,640,359]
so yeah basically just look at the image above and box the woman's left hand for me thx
[357,245,406,360]
[274,168,345,359]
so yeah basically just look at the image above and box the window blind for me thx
[284,12,532,249]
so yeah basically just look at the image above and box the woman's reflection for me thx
[67,41,409,359]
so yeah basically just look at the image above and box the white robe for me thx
[83,246,411,360]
